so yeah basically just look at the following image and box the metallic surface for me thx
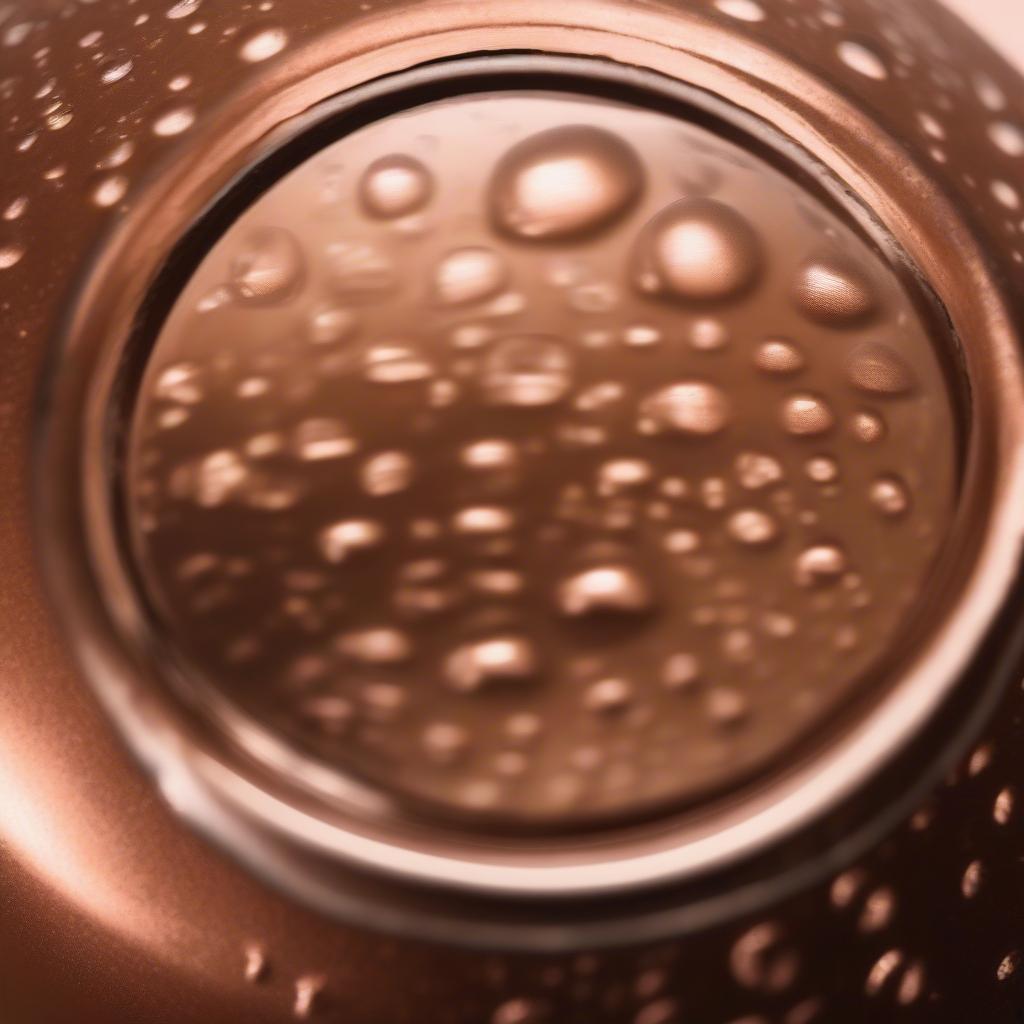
[4,0,1024,1020]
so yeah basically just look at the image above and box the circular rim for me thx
[33,8,1024,950]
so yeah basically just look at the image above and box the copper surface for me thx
[4,0,1024,1020]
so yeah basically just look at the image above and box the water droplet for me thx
[962,860,983,899]
[639,381,731,436]
[794,544,847,587]
[293,974,325,1019]
[728,508,780,546]
[195,450,249,507]
[152,104,196,137]
[319,519,384,562]
[229,227,303,304]
[325,241,397,296]
[166,0,201,17]
[869,476,910,517]
[461,439,519,471]
[837,40,889,80]
[308,305,357,345]
[998,952,1020,982]
[359,154,434,220]
[453,505,516,535]
[422,721,469,763]
[989,121,1024,157]
[735,451,784,490]
[0,244,25,269]
[755,339,805,375]
[92,174,128,208]
[851,411,886,443]
[243,944,269,983]
[293,419,357,461]
[45,102,72,131]
[557,564,654,617]
[845,343,915,395]
[662,652,701,691]
[445,636,538,692]
[481,336,572,407]
[714,0,765,22]
[434,247,507,306]
[491,998,547,1024]
[337,627,411,664]
[598,459,653,494]
[361,452,414,495]
[995,786,1015,825]
[100,57,133,84]
[992,180,1021,211]
[633,199,761,302]
[584,676,634,713]
[363,344,434,384]
[731,923,799,993]
[239,25,288,62]
[806,456,839,484]
[780,394,835,436]
[3,197,28,221]
[689,318,730,352]
[491,125,643,242]
[794,256,877,326]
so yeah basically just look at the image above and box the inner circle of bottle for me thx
[125,89,959,827]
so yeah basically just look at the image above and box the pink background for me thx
[943,0,1024,68]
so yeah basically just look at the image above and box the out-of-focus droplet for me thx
[846,343,916,395]
[434,247,507,306]
[481,336,572,407]
[230,227,304,304]
[639,382,731,437]
[239,25,288,62]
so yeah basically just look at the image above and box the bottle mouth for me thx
[35,50,1024,949]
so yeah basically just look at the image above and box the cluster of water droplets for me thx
[127,90,958,823]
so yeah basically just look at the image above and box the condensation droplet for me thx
[445,636,538,692]
[92,175,128,208]
[851,411,886,443]
[728,508,780,546]
[167,0,201,17]
[714,0,765,22]
[490,125,643,241]
[230,227,303,304]
[869,475,910,517]
[434,247,507,306]
[481,336,572,407]
[319,519,384,562]
[989,121,1024,157]
[846,343,916,395]
[361,452,414,495]
[780,394,835,436]
[152,104,196,137]
[639,382,731,437]
[755,338,805,375]
[794,256,878,326]
[557,564,654,617]
[633,199,761,302]
[794,544,847,587]
[100,57,133,84]
[837,40,889,81]
[731,923,799,993]
[239,26,288,62]
[0,244,26,269]
[359,154,434,220]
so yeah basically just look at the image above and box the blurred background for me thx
[945,0,1024,66]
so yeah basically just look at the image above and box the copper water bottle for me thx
[4,0,1024,1020]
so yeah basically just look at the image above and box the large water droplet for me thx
[490,125,643,241]
[239,26,288,62]
[445,636,539,692]
[632,199,761,302]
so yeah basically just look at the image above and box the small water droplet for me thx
[794,544,847,587]
[557,564,654,617]
[445,636,538,692]
[152,104,196,137]
[714,0,765,22]
[794,256,877,326]
[434,247,507,306]
[780,394,835,436]
[230,227,303,304]
[481,336,572,407]
[869,475,910,517]
[845,343,915,395]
